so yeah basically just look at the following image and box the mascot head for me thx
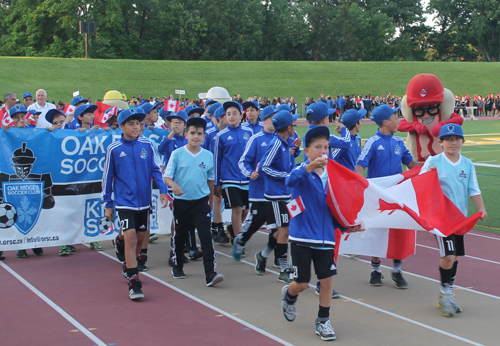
[401,74,455,126]
[102,90,129,110]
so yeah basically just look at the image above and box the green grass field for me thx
[295,120,500,233]
[1,57,500,104]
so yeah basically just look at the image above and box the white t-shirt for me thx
[28,102,56,128]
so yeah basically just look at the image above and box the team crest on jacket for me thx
[141,148,148,159]
[0,143,55,235]
[243,132,250,140]
[458,170,466,181]
[394,145,401,155]
[198,162,206,171]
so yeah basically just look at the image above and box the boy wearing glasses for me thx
[355,105,419,288]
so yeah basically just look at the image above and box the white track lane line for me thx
[467,232,500,241]
[215,250,485,346]
[98,251,294,346]
[0,261,107,346]
[416,244,500,265]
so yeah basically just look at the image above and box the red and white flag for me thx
[326,160,481,259]
[286,196,305,219]
[166,193,174,207]
[164,100,179,113]
[63,104,75,115]
[101,106,118,124]
[1,113,14,127]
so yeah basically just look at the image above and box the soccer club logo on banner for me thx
[84,197,119,237]
[0,143,55,235]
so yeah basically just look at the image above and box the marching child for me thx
[242,101,263,133]
[355,104,419,288]
[420,124,487,316]
[164,117,225,287]
[258,110,299,283]
[333,108,366,170]
[281,126,360,341]
[234,105,278,262]
[214,102,254,243]
[102,108,168,300]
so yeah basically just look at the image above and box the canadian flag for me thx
[326,160,481,259]
[165,100,179,113]
[101,106,118,124]
[1,113,14,127]
[63,104,75,115]
[286,196,305,219]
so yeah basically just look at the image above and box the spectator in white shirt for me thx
[28,89,56,128]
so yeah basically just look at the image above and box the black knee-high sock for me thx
[439,265,454,294]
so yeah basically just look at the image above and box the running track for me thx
[1,228,499,345]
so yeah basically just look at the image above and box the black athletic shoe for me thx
[369,271,384,286]
[226,224,235,245]
[137,254,148,272]
[172,266,186,279]
[16,250,28,258]
[189,248,203,260]
[128,276,144,300]
[391,272,408,289]
[114,236,125,262]
[255,251,267,275]
[206,272,224,287]
[122,263,129,280]
[216,229,229,244]
[0,251,5,260]
[32,248,43,256]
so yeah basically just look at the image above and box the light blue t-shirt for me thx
[164,146,214,201]
[320,167,328,190]
[421,152,481,216]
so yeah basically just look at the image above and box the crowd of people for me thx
[0,78,490,341]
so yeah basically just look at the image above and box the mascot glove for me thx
[413,121,429,135]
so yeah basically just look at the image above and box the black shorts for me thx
[222,186,249,210]
[436,234,465,257]
[266,200,289,229]
[290,242,337,283]
[117,209,149,232]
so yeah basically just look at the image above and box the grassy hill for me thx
[1,57,500,104]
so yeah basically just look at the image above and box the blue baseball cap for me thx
[9,105,28,117]
[242,101,260,111]
[277,104,297,113]
[71,96,88,106]
[223,101,242,114]
[159,108,171,119]
[165,110,188,123]
[22,92,32,100]
[184,105,205,117]
[45,109,66,124]
[74,104,98,118]
[305,102,335,121]
[371,104,401,125]
[304,126,330,148]
[341,109,367,127]
[28,109,42,116]
[439,123,464,140]
[272,110,300,130]
[141,101,162,114]
[206,102,222,116]
[118,108,146,126]
[213,106,226,120]
[260,105,278,120]
[186,117,207,130]
[204,99,217,109]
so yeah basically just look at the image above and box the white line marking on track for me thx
[341,254,500,300]
[215,250,485,346]
[97,252,294,346]
[468,232,500,241]
[464,133,500,137]
[0,261,107,346]
[473,163,500,168]
[416,244,500,265]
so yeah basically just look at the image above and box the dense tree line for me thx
[0,0,499,61]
